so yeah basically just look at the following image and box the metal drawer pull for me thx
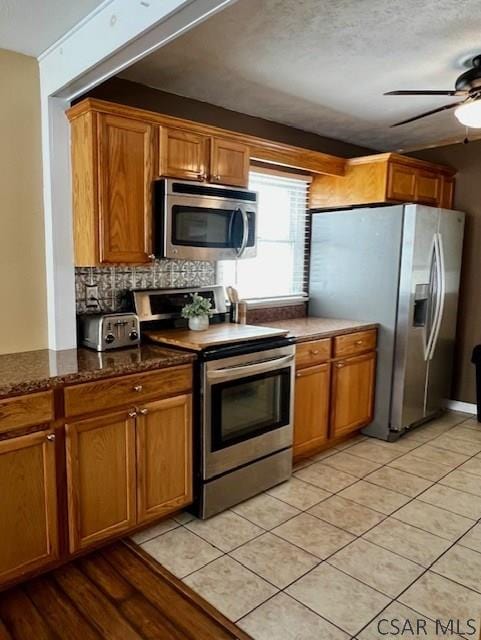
[139,408,148,416]
[128,409,138,418]
[310,349,320,355]
[46,433,56,442]
[356,340,364,345]
[336,362,345,368]
[133,385,143,392]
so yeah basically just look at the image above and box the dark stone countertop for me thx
[0,344,195,399]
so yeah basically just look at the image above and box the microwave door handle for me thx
[236,208,249,258]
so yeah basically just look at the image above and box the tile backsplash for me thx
[75,260,216,315]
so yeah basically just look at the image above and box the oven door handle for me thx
[207,354,294,381]
[235,207,249,258]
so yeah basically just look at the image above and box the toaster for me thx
[79,313,140,351]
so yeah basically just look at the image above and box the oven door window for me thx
[171,206,256,249]
[211,367,291,452]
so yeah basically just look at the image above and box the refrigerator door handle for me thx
[427,232,446,361]
[423,235,438,360]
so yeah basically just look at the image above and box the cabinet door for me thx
[331,352,376,438]
[160,128,209,181]
[415,170,442,205]
[386,162,416,201]
[66,409,136,552]
[136,394,192,524]
[440,176,455,208]
[98,113,154,263]
[294,364,330,458]
[211,138,250,187]
[0,430,58,584]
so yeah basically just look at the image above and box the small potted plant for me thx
[181,292,212,331]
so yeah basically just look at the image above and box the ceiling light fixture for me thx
[454,100,481,128]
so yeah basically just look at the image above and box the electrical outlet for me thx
[85,284,99,309]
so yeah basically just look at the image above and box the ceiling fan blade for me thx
[385,90,466,96]
[390,102,463,127]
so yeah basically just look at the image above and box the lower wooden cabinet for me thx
[294,364,330,458]
[66,394,193,553]
[0,429,58,583]
[331,352,376,438]
[136,394,192,524]
[293,331,377,459]
[66,409,137,552]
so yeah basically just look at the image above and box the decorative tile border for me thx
[75,260,216,314]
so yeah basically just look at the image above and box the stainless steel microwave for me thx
[153,178,257,261]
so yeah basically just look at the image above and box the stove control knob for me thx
[105,333,115,344]
[129,330,139,341]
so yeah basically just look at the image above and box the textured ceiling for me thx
[121,0,481,151]
[0,0,104,57]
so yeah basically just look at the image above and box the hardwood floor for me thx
[0,541,251,640]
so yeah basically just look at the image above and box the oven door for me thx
[164,195,256,260]
[203,346,294,479]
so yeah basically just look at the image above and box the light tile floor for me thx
[132,412,481,639]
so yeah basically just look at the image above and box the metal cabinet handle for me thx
[133,385,143,392]
[148,254,156,261]
[46,433,56,442]
[138,408,148,416]
[356,340,364,345]
[128,409,138,418]
[310,349,320,355]
[336,362,345,368]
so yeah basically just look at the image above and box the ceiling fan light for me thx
[455,101,481,128]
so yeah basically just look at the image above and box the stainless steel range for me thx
[133,286,295,519]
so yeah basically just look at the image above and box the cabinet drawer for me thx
[0,391,54,433]
[296,338,331,368]
[333,329,377,358]
[64,365,193,417]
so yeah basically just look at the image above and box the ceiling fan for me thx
[385,54,481,128]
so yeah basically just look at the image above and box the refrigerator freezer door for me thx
[391,205,439,430]
[309,206,404,439]
[425,210,465,415]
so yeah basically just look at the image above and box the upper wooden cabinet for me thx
[0,429,58,584]
[211,138,250,187]
[310,153,456,210]
[159,127,250,187]
[71,111,154,265]
[160,128,210,181]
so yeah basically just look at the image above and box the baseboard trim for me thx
[444,399,477,415]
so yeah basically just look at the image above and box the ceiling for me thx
[121,0,481,151]
[0,0,104,57]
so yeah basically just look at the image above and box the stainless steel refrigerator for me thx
[309,204,465,440]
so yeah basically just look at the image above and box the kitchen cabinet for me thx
[293,330,377,460]
[159,127,250,187]
[160,128,210,181]
[211,137,250,187]
[331,351,376,438]
[0,429,58,584]
[136,394,192,523]
[65,381,193,552]
[71,111,155,265]
[309,153,455,210]
[294,363,330,458]
[65,409,137,552]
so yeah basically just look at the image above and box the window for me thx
[217,171,310,299]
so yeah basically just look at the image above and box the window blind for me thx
[217,171,310,299]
